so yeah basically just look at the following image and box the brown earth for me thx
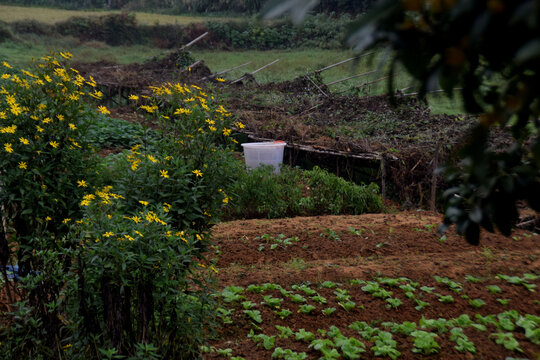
[205,212,540,359]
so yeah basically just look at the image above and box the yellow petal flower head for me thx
[215,77,226,82]
[18,161,27,169]
[4,143,13,153]
[139,200,149,206]
[77,180,88,187]
[160,170,169,178]
[19,137,29,145]
[49,141,59,148]
[98,106,110,115]
[192,169,203,177]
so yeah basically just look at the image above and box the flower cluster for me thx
[0,54,101,236]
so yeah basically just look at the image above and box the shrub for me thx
[226,165,383,219]
[109,82,243,230]
[65,190,215,359]
[0,21,14,42]
[0,54,230,359]
[0,53,102,358]
[303,166,383,215]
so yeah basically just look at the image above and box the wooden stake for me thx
[325,70,378,86]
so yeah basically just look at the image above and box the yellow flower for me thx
[45,216,52,221]
[173,107,192,115]
[215,77,226,82]
[135,230,144,237]
[18,161,27,169]
[234,121,245,129]
[60,51,72,59]
[42,117,52,124]
[209,126,217,132]
[19,137,29,145]
[62,218,71,224]
[4,143,13,153]
[139,200,149,206]
[97,106,110,115]
[49,141,59,148]
[68,94,79,101]
[124,235,135,241]
[57,114,64,121]
[129,94,139,100]
[69,123,77,130]
[44,75,52,83]
[2,61,11,68]
[1,125,16,133]
[192,169,203,177]
[131,216,142,223]
[10,104,22,116]
[1,74,10,79]
[89,90,103,99]
[38,103,46,110]
[223,128,232,136]
[36,125,44,133]
[77,180,88,187]
[160,170,169,178]
[147,155,157,163]
[222,197,229,204]
[103,232,114,238]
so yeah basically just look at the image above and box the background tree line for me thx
[0,0,375,14]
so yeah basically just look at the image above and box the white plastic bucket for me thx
[241,141,287,174]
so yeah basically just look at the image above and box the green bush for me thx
[226,165,383,219]
[55,13,140,46]
[0,53,102,358]
[303,166,382,215]
[0,21,14,42]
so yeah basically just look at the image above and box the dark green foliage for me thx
[0,21,14,42]
[55,13,140,46]
[6,14,355,50]
[226,165,382,219]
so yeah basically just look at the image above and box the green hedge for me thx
[7,13,356,49]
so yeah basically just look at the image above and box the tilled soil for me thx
[205,212,540,359]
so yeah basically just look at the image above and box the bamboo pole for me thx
[208,62,252,79]
[231,59,280,84]
[402,88,463,96]
[315,51,375,73]
[325,70,378,86]
[304,75,328,97]
[179,32,209,51]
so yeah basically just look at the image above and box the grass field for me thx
[0,4,235,25]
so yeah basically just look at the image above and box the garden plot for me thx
[204,212,540,359]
